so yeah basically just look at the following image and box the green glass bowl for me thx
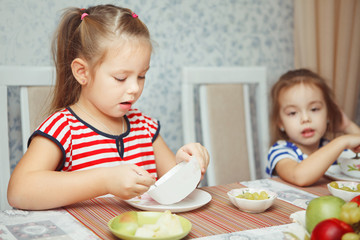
[108,211,192,240]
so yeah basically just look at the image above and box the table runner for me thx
[272,177,331,196]
[64,181,310,239]
[241,177,331,208]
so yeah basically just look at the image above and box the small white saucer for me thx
[325,165,360,181]
[125,189,211,213]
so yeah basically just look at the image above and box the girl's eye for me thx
[138,75,146,80]
[311,107,320,112]
[287,111,297,116]
[115,77,126,81]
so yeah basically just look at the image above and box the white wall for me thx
[0,0,295,171]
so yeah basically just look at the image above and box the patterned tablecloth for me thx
[0,177,332,240]
[62,177,331,239]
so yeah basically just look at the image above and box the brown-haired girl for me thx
[8,4,209,210]
[266,69,360,186]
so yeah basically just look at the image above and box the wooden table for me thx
[63,177,332,239]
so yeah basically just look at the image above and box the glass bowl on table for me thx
[108,210,192,240]
[327,181,360,202]
[227,188,277,213]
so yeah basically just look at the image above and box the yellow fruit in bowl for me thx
[135,210,183,238]
[108,210,191,239]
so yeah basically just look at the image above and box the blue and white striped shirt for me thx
[266,138,330,177]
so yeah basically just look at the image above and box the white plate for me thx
[125,189,211,213]
[325,165,360,181]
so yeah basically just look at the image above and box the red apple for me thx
[310,218,354,240]
[351,196,360,206]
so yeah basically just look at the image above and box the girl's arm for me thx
[152,135,177,177]
[153,135,209,180]
[275,134,360,186]
[7,136,155,210]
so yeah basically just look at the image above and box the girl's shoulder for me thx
[37,108,77,131]
[48,108,76,121]
[268,140,306,160]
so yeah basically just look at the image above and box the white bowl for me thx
[147,157,201,205]
[328,181,360,202]
[338,156,360,179]
[227,188,277,213]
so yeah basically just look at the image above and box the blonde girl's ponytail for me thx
[50,5,152,114]
[50,8,85,113]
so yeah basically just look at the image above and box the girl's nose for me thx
[127,78,140,94]
[301,111,311,123]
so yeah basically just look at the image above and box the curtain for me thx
[294,0,360,120]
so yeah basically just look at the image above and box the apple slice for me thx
[111,211,138,235]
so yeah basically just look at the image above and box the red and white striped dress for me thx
[29,108,159,177]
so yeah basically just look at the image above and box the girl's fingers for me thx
[176,148,191,163]
[354,145,360,152]
[132,166,156,186]
[176,143,210,173]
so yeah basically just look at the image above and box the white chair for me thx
[182,67,269,186]
[0,66,55,210]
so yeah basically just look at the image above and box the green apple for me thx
[111,211,139,235]
[306,195,345,233]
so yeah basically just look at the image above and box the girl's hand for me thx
[105,164,156,199]
[338,134,360,152]
[175,143,210,179]
[352,144,360,153]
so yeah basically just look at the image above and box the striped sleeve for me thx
[28,109,73,170]
[266,140,302,177]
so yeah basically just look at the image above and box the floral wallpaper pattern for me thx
[1,0,295,172]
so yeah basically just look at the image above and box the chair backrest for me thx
[182,67,269,186]
[0,66,55,210]
[20,86,54,153]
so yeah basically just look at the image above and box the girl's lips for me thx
[120,102,132,110]
[301,128,315,138]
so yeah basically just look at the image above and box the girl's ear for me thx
[277,121,285,132]
[71,58,89,85]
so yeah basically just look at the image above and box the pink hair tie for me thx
[81,13,88,20]
[132,12,138,18]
